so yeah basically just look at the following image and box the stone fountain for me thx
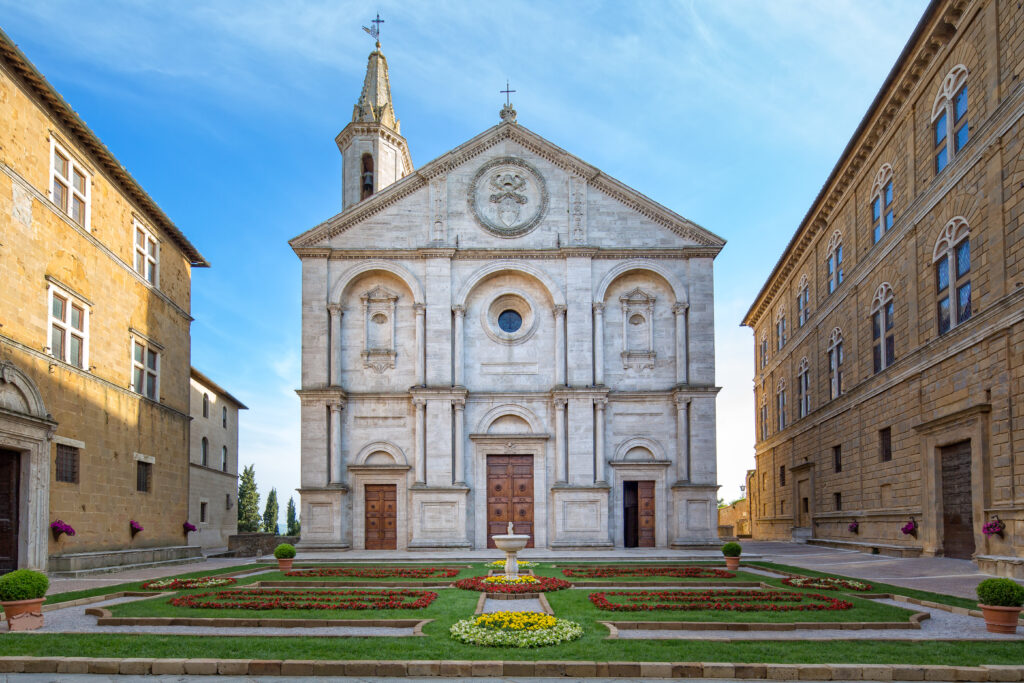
[491,521,530,579]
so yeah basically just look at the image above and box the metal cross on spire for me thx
[500,80,516,106]
[362,13,384,44]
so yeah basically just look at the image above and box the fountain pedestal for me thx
[491,521,530,579]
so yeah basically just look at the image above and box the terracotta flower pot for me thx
[979,604,1022,634]
[1,598,45,631]
[725,556,740,570]
[277,558,294,572]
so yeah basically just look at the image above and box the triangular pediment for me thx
[290,121,725,251]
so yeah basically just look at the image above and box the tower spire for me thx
[352,42,399,132]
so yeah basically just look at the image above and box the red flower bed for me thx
[285,567,461,579]
[169,588,437,610]
[561,566,736,579]
[454,576,572,594]
[589,589,853,612]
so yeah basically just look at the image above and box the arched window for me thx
[797,357,811,418]
[361,153,375,200]
[871,283,895,373]
[759,393,769,441]
[759,330,768,369]
[222,406,227,429]
[870,164,895,244]
[932,65,969,174]
[221,446,228,472]
[201,437,209,467]
[776,378,787,431]
[776,305,786,350]
[202,393,209,418]
[827,327,844,400]
[797,274,810,327]
[826,230,844,295]
[933,217,971,334]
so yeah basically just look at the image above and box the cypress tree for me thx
[237,464,261,532]
[286,496,300,536]
[262,487,279,534]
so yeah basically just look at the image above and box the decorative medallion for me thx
[469,156,548,237]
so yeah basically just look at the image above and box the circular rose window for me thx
[498,310,522,333]
[483,292,537,345]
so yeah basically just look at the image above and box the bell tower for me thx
[336,34,413,210]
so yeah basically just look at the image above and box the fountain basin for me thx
[492,534,529,553]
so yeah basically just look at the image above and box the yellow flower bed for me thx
[475,611,556,631]
[482,575,540,585]
[486,559,537,568]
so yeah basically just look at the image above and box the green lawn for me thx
[44,563,269,605]
[533,564,766,584]
[267,563,477,581]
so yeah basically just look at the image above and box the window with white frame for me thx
[50,140,90,228]
[827,327,844,400]
[131,338,160,401]
[776,379,787,431]
[933,217,971,334]
[932,65,969,174]
[871,283,895,373]
[133,220,159,286]
[826,231,843,295]
[48,284,88,369]
[797,275,810,327]
[870,164,895,244]
[776,306,786,350]
[797,357,811,419]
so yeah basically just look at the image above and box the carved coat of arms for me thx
[469,157,548,237]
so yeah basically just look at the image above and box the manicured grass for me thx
[746,561,980,610]
[44,564,268,605]
[269,564,476,581]
[533,565,766,583]
[108,587,475,621]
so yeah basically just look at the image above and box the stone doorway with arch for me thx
[609,438,670,548]
[347,441,411,551]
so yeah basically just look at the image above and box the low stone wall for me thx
[228,534,300,557]
[48,545,202,573]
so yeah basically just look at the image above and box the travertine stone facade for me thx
[291,44,725,550]
[188,369,246,551]
[0,30,207,571]
[743,0,1024,578]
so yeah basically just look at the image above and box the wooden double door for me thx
[941,441,975,559]
[486,455,534,548]
[364,484,397,550]
[0,450,19,574]
[623,480,655,548]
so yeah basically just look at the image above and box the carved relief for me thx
[620,288,656,371]
[360,285,399,373]
[430,176,447,243]
[569,176,587,244]
[469,156,548,237]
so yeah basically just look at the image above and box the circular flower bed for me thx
[454,575,572,594]
[781,576,872,592]
[141,576,237,590]
[561,565,735,579]
[487,559,537,568]
[169,588,437,610]
[589,589,853,612]
[285,567,460,579]
[450,611,583,648]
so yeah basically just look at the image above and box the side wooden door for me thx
[365,484,397,550]
[637,481,655,548]
[0,450,19,574]
[940,441,974,559]
[486,455,534,548]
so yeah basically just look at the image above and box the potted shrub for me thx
[976,577,1024,634]
[0,569,49,631]
[274,543,296,572]
[722,541,742,570]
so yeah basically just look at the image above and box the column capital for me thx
[673,301,689,314]
[452,305,465,317]
[413,397,427,409]
[673,394,692,408]
[594,397,608,409]
[592,301,605,313]
[327,303,344,315]
[452,398,466,410]
[553,304,567,317]
[413,303,426,315]
[553,397,568,408]
[329,400,346,413]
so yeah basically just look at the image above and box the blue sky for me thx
[1,0,928,521]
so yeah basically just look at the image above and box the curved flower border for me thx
[589,589,853,612]
[781,576,872,592]
[141,576,237,591]
[450,616,583,647]
[285,567,460,579]
[454,575,572,594]
[169,588,437,610]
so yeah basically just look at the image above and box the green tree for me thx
[237,464,261,532]
[286,496,300,536]
[262,487,279,534]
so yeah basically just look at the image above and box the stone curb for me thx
[0,657,1022,679]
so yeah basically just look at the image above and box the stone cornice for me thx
[293,247,720,261]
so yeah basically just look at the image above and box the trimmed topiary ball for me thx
[721,542,742,557]
[976,578,1024,607]
[0,570,49,602]
[273,543,296,559]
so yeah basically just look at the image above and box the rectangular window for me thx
[133,221,160,286]
[131,339,160,401]
[200,501,208,523]
[827,255,835,294]
[953,85,968,152]
[934,111,948,173]
[777,318,786,350]
[833,492,842,511]
[226,493,232,511]
[873,301,895,373]
[48,285,88,369]
[136,461,152,493]
[55,444,79,483]
[936,255,951,334]
[884,181,894,232]
[777,389,786,431]
[880,427,892,462]
[760,404,768,440]
[797,288,809,327]
[50,141,90,229]
[833,445,842,473]
[829,342,844,400]
[872,196,882,244]
[779,465,786,486]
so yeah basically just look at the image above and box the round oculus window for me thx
[498,309,523,333]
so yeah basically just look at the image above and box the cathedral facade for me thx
[290,44,723,551]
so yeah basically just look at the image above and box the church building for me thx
[290,38,724,550]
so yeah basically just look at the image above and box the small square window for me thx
[136,461,152,493]
[779,465,786,486]
[833,492,842,511]
[200,501,208,523]
[56,444,79,483]
[833,445,842,473]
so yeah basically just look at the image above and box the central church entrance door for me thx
[364,484,397,550]
[486,455,534,548]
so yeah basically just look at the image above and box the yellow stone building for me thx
[742,0,1024,578]
[0,29,208,573]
